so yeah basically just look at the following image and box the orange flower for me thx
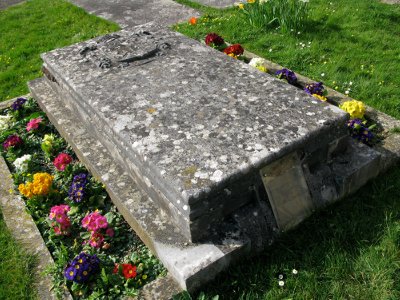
[189,17,197,25]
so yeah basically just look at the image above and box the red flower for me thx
[205,33,225,46]
[122,264,137,279]
[53,153,73,171]
[223,44,244,56]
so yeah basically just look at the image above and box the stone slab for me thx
[261,151,314,232]
[40,24,348,241]
[29,77,250,292]
[68,0,200,28]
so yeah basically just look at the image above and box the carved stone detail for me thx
[78,31,171,69]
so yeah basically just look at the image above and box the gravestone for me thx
[29,23,381,292]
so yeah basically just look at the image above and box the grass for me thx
[173,0,400,120]
[0,0,120,101]
[0,208,37,300]
[173,0,400,299]
[0,0,399,299]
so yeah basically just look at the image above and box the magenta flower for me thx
[106,228,114,237]
[2,134,23,150]
[53,153,73,171]
[26,117,43,131]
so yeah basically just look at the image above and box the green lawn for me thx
[0,208,37,300]
[0,0,119,101]
[172,0,400,299]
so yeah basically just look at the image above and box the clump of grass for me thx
[0,0,119,101]
[0,209,37,299]
[239,0,309,33]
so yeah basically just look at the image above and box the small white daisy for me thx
[292,269,298,275]
[278,280,285,287]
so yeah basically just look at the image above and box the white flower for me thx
[278,280,285,286]
[0,115,12,131]
[249,57,266,68]
[292,269,298,274]
[13,154,32,172]
[345,90,350,95]
[321,73,325,77]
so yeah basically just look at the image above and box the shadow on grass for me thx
[194,166,400,299]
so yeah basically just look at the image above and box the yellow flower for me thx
[339,100,366,119]
[142,274,148,280]
[18,172,53,198]
[312,94,327,101]
[247,0,256,3]
[238,3,244,9]
[227,53,238,59]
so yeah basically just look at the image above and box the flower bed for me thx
[199,31,380,146]
[0,98,166,299]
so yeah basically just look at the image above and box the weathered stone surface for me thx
[40,24,348,241]
[29,77,252,292]
[68,0,199,28]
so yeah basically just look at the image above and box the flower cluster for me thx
[205,33,225,47]
[18,172,54,198]
[68,173,88,203]
[49,205,71,235]
[249,57,268,73]
[113,263,137,279]
[275,68,298,85]
[53,153,73,171]
[82,211,113,248]
[3,134,23,150]
[347,119,374,145]
[41,134,56,156]
[0,115,12,131]
[339,100,366,119]
[304,82,324,95]
[223,44,244,57]
[26,117,43,132]
[13,154,32,172]
[11,97,27,111]
[64,252,100,283]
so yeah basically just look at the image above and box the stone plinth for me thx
[40,24,348,241]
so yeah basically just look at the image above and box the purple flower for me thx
[347,119,374,145]
[11,97,27,111]
[68,173,88,202]
[2,134,23,150]
[304,82,324,96]
[275,68,297,85]
[64,252,100,283]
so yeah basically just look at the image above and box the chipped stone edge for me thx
[0,96,72,300]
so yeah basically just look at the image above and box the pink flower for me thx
[26,117,43,131]
[89,232,104,248]
[53,153,73,171]
[106,228,114,237]
[82,211,108,232]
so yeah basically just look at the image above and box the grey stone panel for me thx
[40,25,348,241]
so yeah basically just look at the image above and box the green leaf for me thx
[100,268,108,285]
